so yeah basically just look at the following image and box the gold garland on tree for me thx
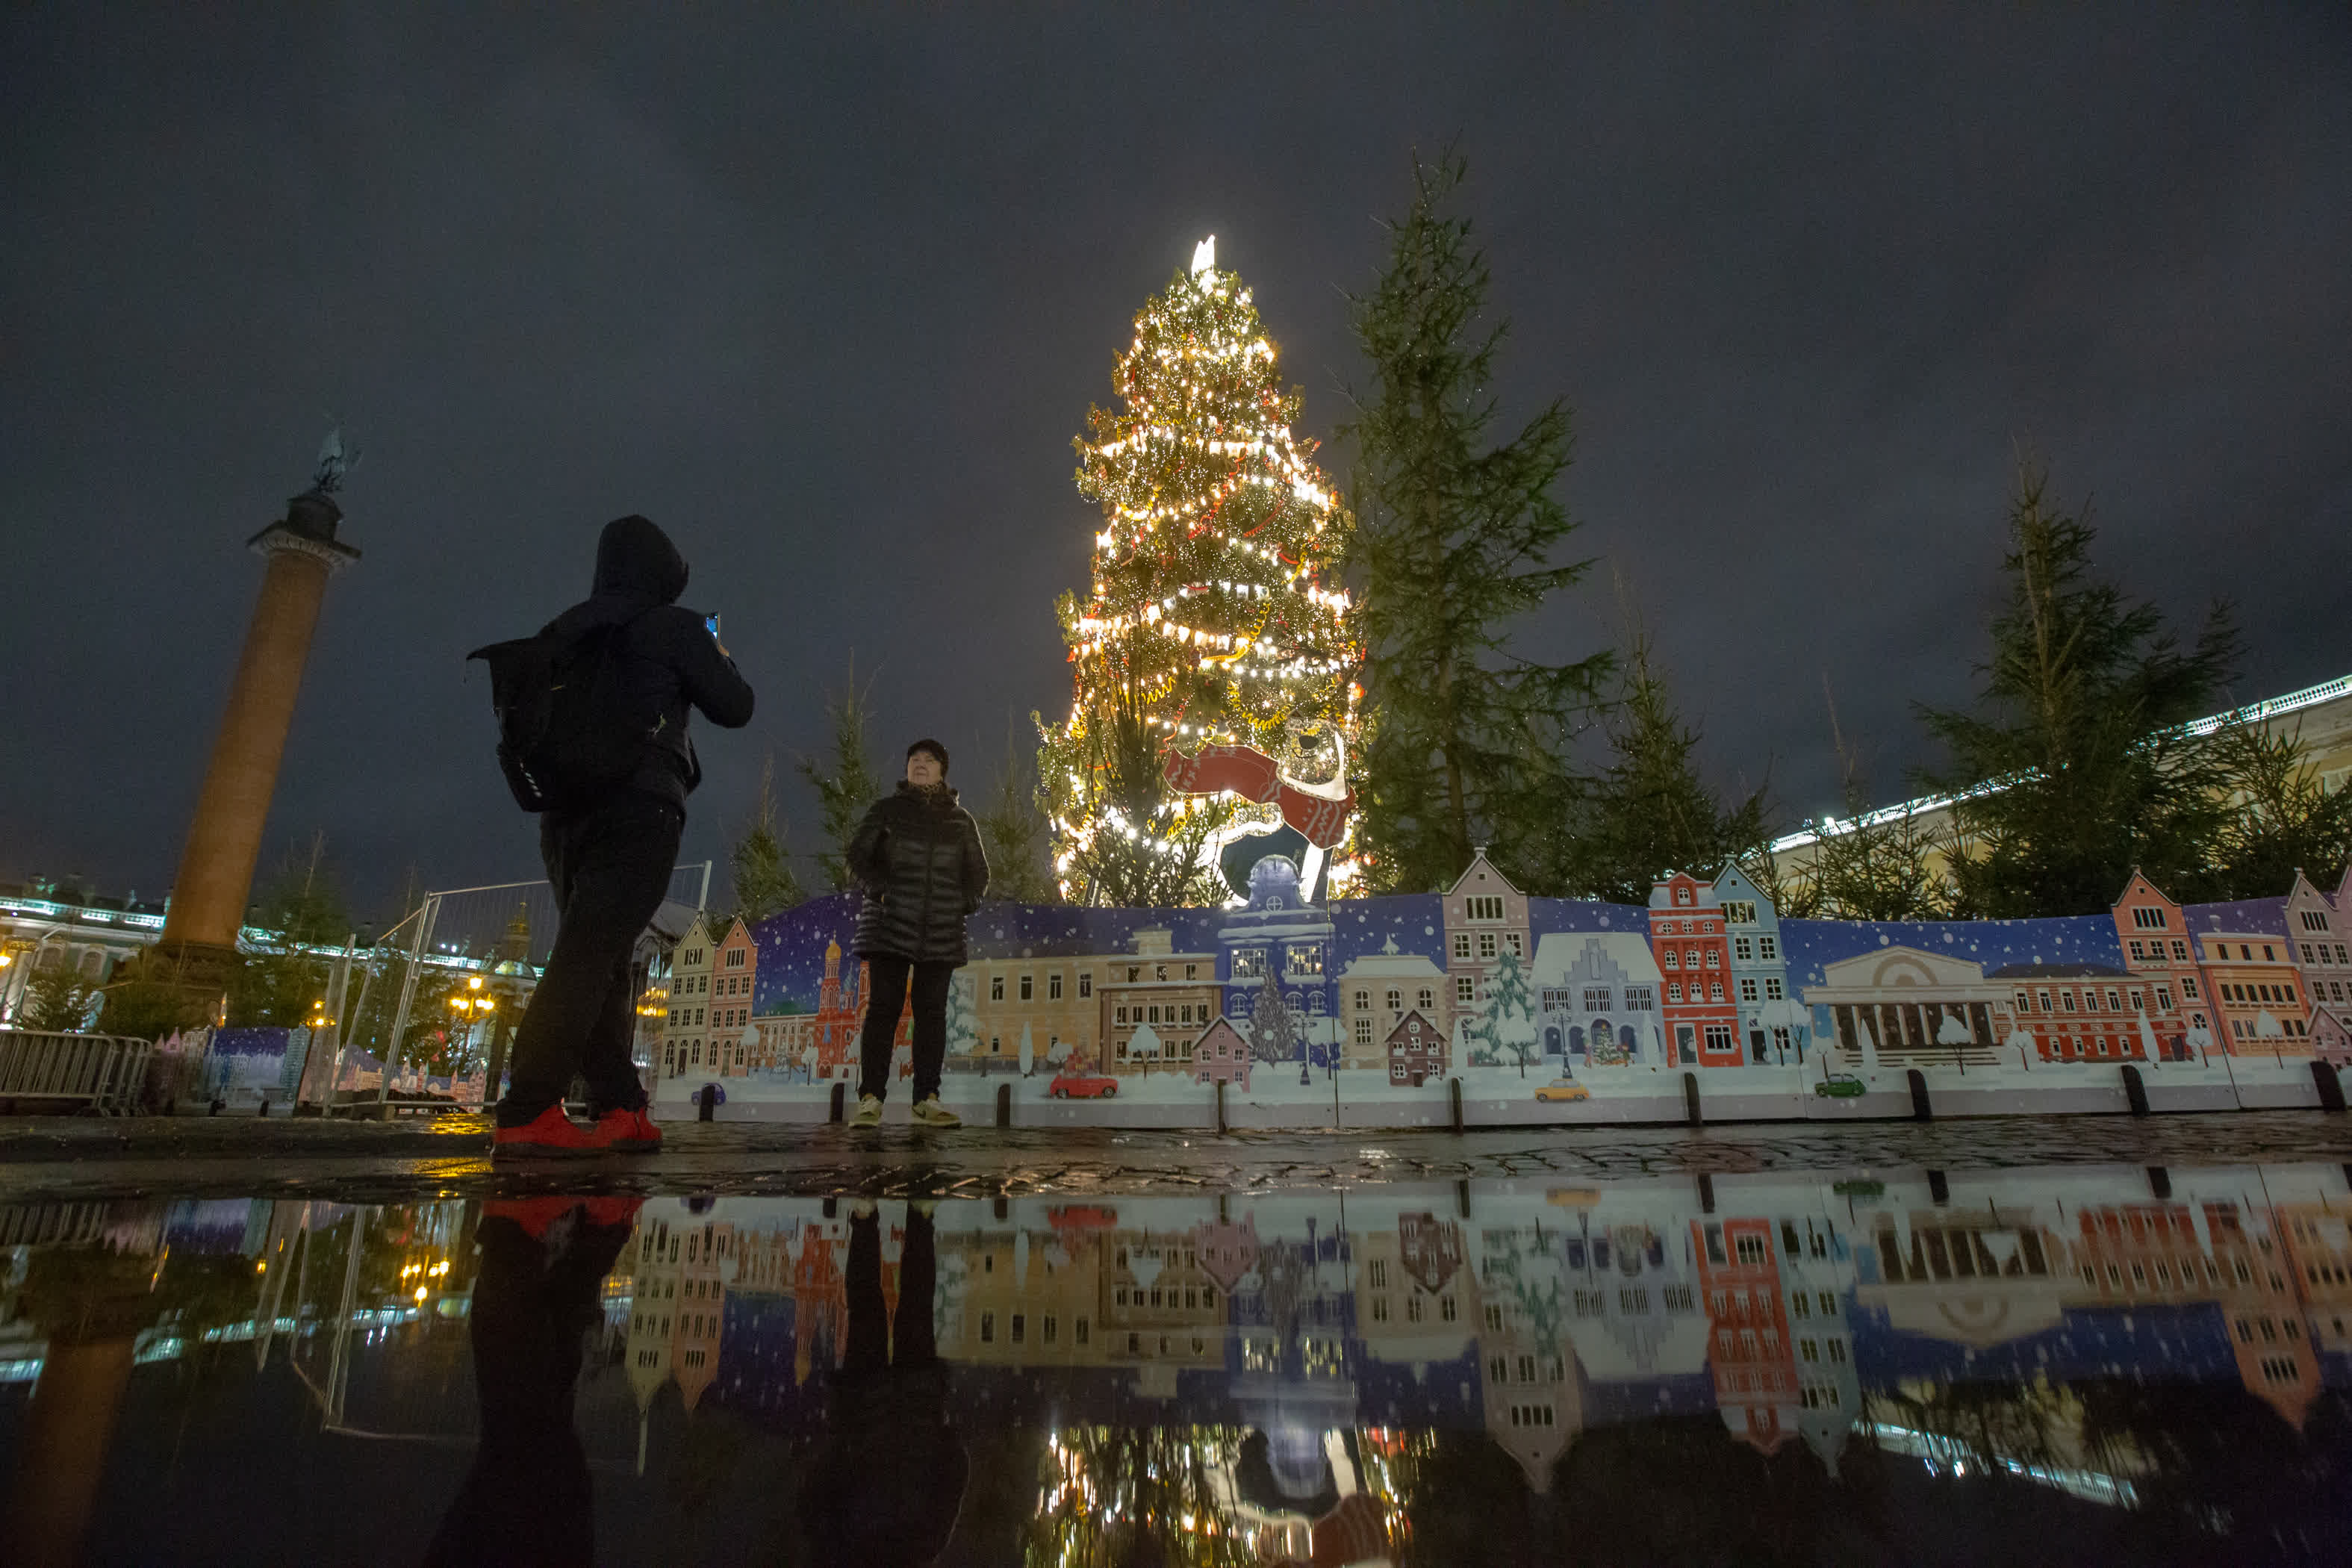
[1039,238,1363,904]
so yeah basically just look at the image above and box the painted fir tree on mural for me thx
[1040,237,1364,905]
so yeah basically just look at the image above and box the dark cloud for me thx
[4,6,2347,909]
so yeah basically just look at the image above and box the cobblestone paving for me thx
[3,1109,2349,1202]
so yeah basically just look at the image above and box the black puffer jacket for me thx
[538,515,755,809]
[847,783,989,964]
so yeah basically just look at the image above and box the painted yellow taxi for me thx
[1534,1077,1591,1103]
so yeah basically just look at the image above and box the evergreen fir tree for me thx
[1344,152,1610,895]
[976,723,1058,903]
[2201,721,2352,899]
[1920,463,2239,916]
[797,654,884,894]
[727,754,803,924]
[1569,635,1768,904]
[1040,238,1361,905]
[1249,969,1295,1066]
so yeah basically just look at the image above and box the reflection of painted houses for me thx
[2112,872,2210,1057]
[2285,868,2352,1063]
[1217,857,1337,1049]
[1384,1011,1446,1086]
[1692,1216,1799,1453]
[1767,1208,1861,1470]
[1338,936,1449,1073]
[943,1224,1104,1369]
[1442,850,1529,1022]
[1547,1209,1710,1387]
[2275,1201,2352,1357]
[1532,932,1664,1067]
[1106,1230,1230,1386]
[626,1215,733,1416]
[1191,1017,1253,1089]
[1357,1215,1475,1369]
[2197,925,2317,1055]
[1472,1223,1577,1492]
[1988,964,2151,1063]
[1804,947,2011,1068]
[2067,1198,2320,1430]
[1649,872,1741,1068]
[1858,1203,2071,1349]
[1711,862,1808,1063]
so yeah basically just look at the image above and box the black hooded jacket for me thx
[540,515,755,809]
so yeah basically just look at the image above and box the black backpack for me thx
[468,613,659,812]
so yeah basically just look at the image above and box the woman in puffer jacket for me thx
[844,738,989,1127]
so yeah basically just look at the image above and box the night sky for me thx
[6,7,2348,914]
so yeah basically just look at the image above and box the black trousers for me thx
[422,1205,633,1567]
[844,1206,936,1372]
[856,955,951,1102]
[500,792,681,1126]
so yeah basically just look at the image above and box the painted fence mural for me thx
[648,852,2352,1124]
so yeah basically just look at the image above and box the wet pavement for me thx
[4,1118,2352,1564]
[6,1109,2352,1203]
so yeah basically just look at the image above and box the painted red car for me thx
[1048,1067,1120,1099]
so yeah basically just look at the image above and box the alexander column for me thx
[145,433,361,1013]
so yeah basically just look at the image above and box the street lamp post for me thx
[445,975,497,1089]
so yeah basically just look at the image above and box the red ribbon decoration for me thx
[1162,741,1354,848]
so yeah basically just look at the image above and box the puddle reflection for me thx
[5,1162,2352,1564]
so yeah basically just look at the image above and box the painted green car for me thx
[1814,1073,1867,1098]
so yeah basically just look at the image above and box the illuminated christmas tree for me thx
[1040,237,1363,906]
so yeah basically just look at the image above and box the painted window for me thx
[1049,973,1063,1001]
[1233,948,1266,980]
[990,976,1004,1002]
[1457,977,1475,1004]
[1478,933,1497,959]
[1020,974,1033,1001]
[1466,895,1504,921]
[1077,972,1092,998]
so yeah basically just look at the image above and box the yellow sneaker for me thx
[850,1094,883,1127]
[910,1096,962,1128]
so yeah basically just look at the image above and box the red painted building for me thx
[1649,872,1741,1068]
[1385,1009,1446,1086]
[1991,962,2156,1063]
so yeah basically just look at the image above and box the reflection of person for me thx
[491,516,754,1157]
[803,1203,968,1565]
[423,1197,639,1568]
[845,740,989,1128]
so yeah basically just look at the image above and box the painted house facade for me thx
[1989,962,2155,1063]
[1384,1009,1446,1086]
[2112,871,2216,1054]
[1338,936,1450,1073]
[1216,856,1337,1045]
[1442,850,1530,1021]
[1649,872,1741,1067]
[1531,931,1666,1066]
[2198,928,2316,1054]
[2286,869,2352,1057]
[1804,947,2012,1068]
[1190,1017,1253,1089]
[1711,862,1807,1063]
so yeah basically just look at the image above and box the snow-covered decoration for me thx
[662,854,2352,1124]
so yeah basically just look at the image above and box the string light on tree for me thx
[1038,237,1364,904]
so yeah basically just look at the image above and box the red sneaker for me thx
[595,1107,662,1153]
[491,1104,606,1160]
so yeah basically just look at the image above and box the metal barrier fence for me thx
[0,1029,152,1114]
[323,863,707,1114]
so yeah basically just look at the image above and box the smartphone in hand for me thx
[704,612,721,640]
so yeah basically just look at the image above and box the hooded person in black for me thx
[493,515,753,1157]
